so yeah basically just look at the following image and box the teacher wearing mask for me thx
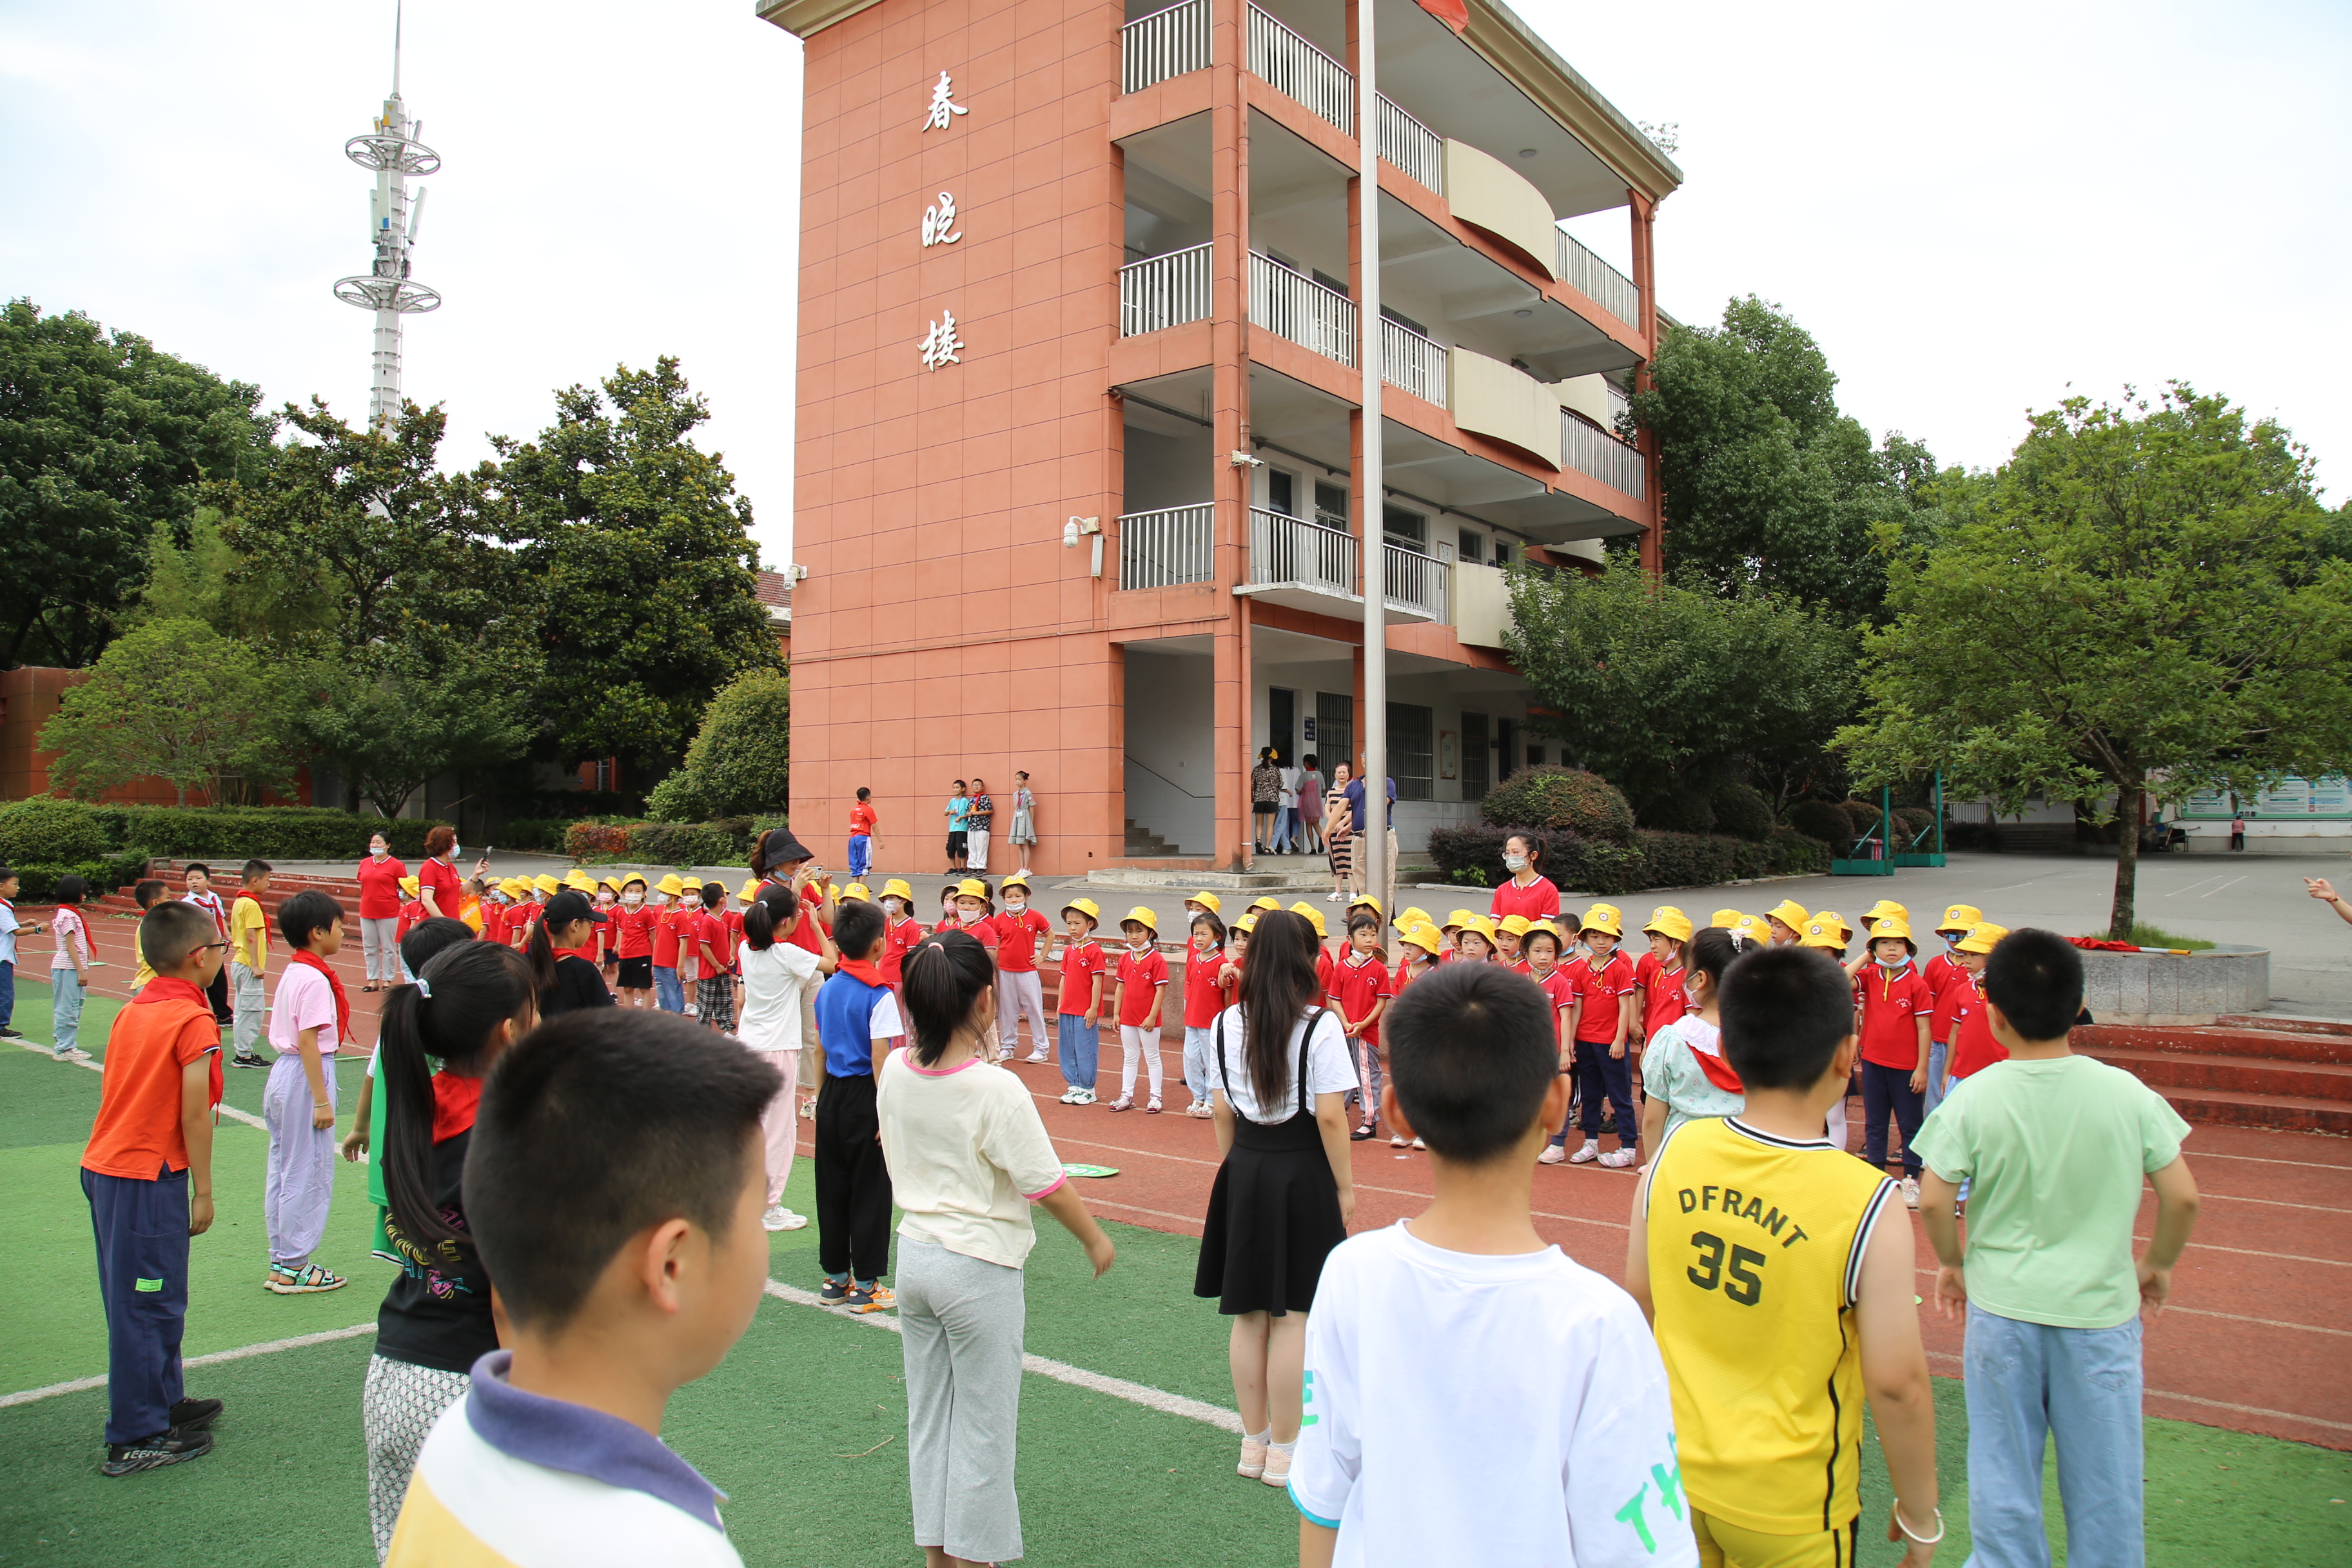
[353,831,408,992]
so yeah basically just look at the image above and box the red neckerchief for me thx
[290,949,351,1045]
[1683,1019,1745,1093]
[135,976,224,1108]
[837,956,888,988]
[431,1072,485,1142]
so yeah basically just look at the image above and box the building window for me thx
[594,758,614,794]
[1383,506,1426,553]
[1313,692,1353,776]
[1267,469,1295,517]
[1388,702,1434,801]
[1460,710,1490,801]
[1527,743,1545,767]
[1315,482,1349,531]
[1457,528,1484,564]
[1493,541,1513,565]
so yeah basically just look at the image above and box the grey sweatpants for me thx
[358,916,400,983]
[898,1236,1027,1563]
[262,1053,338,1269]
[230,961,266,1057]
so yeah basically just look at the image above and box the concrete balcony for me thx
[1556,232,1640,329]
[1250,251,1358,368]
[1380,315,1448,406]
[1241,506,1359,613]
[1560,413,1645,498]
[1117,503,1216,589]
[1441,139,1559,281]
[1376,94,1444,194]
[1247,3,1353,135]
[1451,558,1511,647]
[1449,346,1561,469]
[1122,0,1209,95]
[1120,242,1212,337]
[1382,540,1448,622]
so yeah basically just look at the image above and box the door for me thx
[1268,687,1296,767]
[1460,710,1490,801]
[1495,718,1518,784]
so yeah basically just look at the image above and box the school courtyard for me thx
[4,854,2350,1566]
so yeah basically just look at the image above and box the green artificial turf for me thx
[4,979,2347,1566]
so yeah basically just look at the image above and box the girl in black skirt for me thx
[1195,908,1358,1492]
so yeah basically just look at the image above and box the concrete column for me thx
[1212,0,1255,870]
[1629,188,1663,578]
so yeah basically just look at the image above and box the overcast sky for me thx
[5,0,2346,573]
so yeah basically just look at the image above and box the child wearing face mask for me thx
[876,879,926,1001]
[989,874,1054,1063]
[612,875,655,1009]
[1106,909,1168,1112]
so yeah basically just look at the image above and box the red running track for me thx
[48,908,2352,1450]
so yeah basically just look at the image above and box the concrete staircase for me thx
[1122,819,1179,858]
[2075,1015,2352,1135]
[92,861,372,923]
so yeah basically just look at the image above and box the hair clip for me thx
[414,976,433,999]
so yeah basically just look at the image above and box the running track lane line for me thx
[0,1323,379,1409]
[15,1041,267,1131]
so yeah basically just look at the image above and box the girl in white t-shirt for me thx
[1195,908,1358,1493]
[877,931,1114,1568]
[740,883,836,1234]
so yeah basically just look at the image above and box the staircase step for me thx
[2216,1014,2352,1038]
[2077,1023,2352,1066]
[2076,1044,2352,1102]
[2139,1086,2352,1137]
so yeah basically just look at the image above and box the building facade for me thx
[764,0,1678,872]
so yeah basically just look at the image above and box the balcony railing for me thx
[1122,0,1210,95]
[1380,317,1447,406]
[1562,413,1647,499]
[1375,95,1444,193]
[1246,4,1353,134]
[1248,507,1358,598]
[1249,252,1357,367]
[1120,243,1212,337]
[1556,232,1642,329]
[1118,503,1215,589]
[1383,541,1448,620]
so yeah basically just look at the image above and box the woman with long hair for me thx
[525,889,612,1017]
[360,940,537,1558]
[878,930,1115,1568]
[1194,908,1356,1491]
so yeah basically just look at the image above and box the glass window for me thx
[1493,541,1513,565]
[1460,710,1490,801]
[1315,692,1353,778]
[1267,469,1295,517]
[1457,528,1484,564]
[1383,506,1426,552]
[1315,482,1349,531]
[1389,702,1434,801]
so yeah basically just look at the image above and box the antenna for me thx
[333,1,440,432]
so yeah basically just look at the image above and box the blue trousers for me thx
[1057,1014,1099,1089]
[53,968,86,1054]
[1924,1038,1952,1115]
[0,958,14,1029]
[848,834,871,879]
[654,966,684,1012]
[1182,1024,1215,1104]
[1964,1304,2146,1568]
[1574,1039,1636,1144]
[83,1165,191,1444]
[1861,1059,1925,1175]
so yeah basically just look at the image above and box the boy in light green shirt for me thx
[1914,928,2197,1568]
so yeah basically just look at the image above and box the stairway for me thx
[2075,1015,2352,1134]
[92,861,372,923]
[1123,819,1180,858]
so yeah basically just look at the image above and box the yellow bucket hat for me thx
[1732,913,1773,946]
[1061,897,1101,925]
[1956,920,2008,956]
[1867,917,1917,954]
[1233,912,1259,934]
[1860,899,1909,924]
[619,871,648,892]
[1289,901,1329,938]
[398,875,421,896]
[1185,890,1222,914]
[1121,905,1160,935]
[838,882,869,903]
[1937,903,1984,934]
[881,878,916,903]
[564,870,594,892]
[1800,916,1847,950]
[1001,873,1031,892]
[1582,903,1624,938]
[1251,895,1283,913]
[655,873,683,898]
[1400,925,1446,957]
[1765,898,1811,934]
[1520,919,1565,950]
[497,877,527,898]
[1642,906,1695,943]
[534,874,562,896]
[1442,909,1476,932]
[1348,894,1384,917]
[954,877,990,901]
[1458,912,1499,945]
[1496,913,1534,937]
[1398,906,1431,931]
[1710,908,1745,929]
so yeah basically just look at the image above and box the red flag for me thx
[1415,0,1468,33]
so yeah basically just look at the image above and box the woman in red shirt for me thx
[415,826,463,923]
[1488,832,1562,923]
[353,830,408,991]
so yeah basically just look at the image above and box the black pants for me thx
[814,1072,893,1282]
[1861,1060,1924,1175]
[84,1164,190,1444]
[1574,1040,1638,1146]
[204,965,232,1026]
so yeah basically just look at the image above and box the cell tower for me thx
[333,3,441,431]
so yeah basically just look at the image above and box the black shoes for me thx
[231,1053,269,1070]
[169,1396,224,1431]
[103,1426,212,1476]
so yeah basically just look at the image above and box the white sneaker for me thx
[1568,1141,1601,1164]
[1072,1088,1097,1105]
[52,1047,93,1063]
[1599,1147,1638,1170]
[760,1204,793,1232]
[1391,1132,1410,1148]
[1260,1444,1295,1488]
[1901,1175,1921,1209]
[1059,1086,1082,1104]
[1536,1144,1567,1165]
[1024,1052,1050,1063]
[1326,891,1344,903]
[1410,1136,1425,1150]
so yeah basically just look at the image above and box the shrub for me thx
[1640,789,1716,836]
[1842,798,1883,836]
[674,669,791,819]
[645,769,712,825]
[6,847,154,902]
[1787,800,1854,850]
[0,799,110,867]
[1710,781,1775,843]
[1890,807,1935,850]
[492,818,570,853]
[1425,823,1514,887]
[0,801,446,863]
[1551,835,1651,896]
[1769,827,1830,874]
[1943,821,2000,852]
[1477,767,1634,844]
[627,821,747,868]
[565,821,635,861]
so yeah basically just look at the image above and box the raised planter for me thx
[2079,944,2269,1026]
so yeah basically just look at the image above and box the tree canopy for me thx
[1834,384,2352,936]
[645,667,792,821]
[0,299,278,668]
[38,618,301,807]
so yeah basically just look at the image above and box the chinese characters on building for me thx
[921,191,961,247]
[920,74,969,368]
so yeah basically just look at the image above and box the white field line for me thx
[0,1323,378,1409]
[2199,876,2248,899]
[761,1280,1241,1433]
[14,1040,266,1130]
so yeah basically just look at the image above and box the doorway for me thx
[1268,687,1297,766]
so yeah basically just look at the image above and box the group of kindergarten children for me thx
[36,813,2207,1568]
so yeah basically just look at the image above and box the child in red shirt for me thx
[1051,898,1108,1105]
[1179,910,1229,1117]
[1108,908,1168,1112]
[1563,903,1640,1168]
[611,874,654,1009]
[1633,906,1694,1050]
[1939,922,2013,1090]
[1921,902,1984,1116]
[1331,912,1395,1141]
[1855,917,1935,1203]
[877,877,926,995]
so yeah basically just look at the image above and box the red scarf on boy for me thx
[135,975,225,1109]
[290,948,352,1047]
[836,956,889,988]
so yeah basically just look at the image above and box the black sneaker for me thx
[0,1026,23,1039]
[818,1279,852,1304]
[168,1396,223,1431]
[231,1053,269,1070]
[103,1427,212,1476]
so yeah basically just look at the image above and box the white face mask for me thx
[1131,936,1153,951]
[883,897,904,916]
[370,845,388,860]
[1503,853,1527,872]
[451,843,462,860]
[1005,897,1026,910]
[623,893,643,907]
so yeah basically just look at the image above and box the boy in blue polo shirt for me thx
[812,898,901,1312]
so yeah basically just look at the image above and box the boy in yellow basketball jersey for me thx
[1627,945,1941,1568]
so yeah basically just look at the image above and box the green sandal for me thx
[265,1263,347,1295]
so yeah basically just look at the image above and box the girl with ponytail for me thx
[360,941,537,1559]
[876,930,1115,1567]
[740,887,836,1233]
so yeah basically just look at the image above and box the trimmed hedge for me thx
[1770,827,1832,875]
[1710,781,1775,843]
[1475,768,1634,844]
[1429,820,1825,896]
[1786,800,1854,851]
[5,847,159,901]
[564,818,756,868]
[0,799,446,864]
[1841,798,1883,836]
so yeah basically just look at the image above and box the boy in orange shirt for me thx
[81,901,228,1475]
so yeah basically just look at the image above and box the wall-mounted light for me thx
[1230,450,1265,467]
[1066,515,1103,578]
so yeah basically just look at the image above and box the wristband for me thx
[1892,1504,1945,1545]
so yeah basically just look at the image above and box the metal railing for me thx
[1248,507,1358,598]
[1246,5,1353,133]
[1562,413,1647,499]
[1122,0,1210,94]
[1119,243,1212,337]
[1555,231,1642,328]
[1248,251,1357,367]
[1383,540,1448,620]
[1376,95,1444,193]
[1380,316,1448,405]
[1118,503,1216,589]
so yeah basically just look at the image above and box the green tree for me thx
[0,299,277,667]
[37,617,300,806]
[1631,296,1937,620]
[1504,565,1856,825]
[496,358,781,774]
[1834,385,2352,937]
[647,668,792,820]
[213,399,536,813]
